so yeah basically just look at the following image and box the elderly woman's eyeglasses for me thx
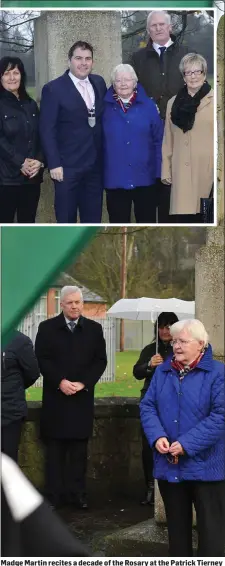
[115,78,134,84]
[171,338,195,346]
[184,70,203,77]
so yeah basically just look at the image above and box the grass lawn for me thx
[27,86,36,100]
[207,74,214,88]
[26,350,143,401]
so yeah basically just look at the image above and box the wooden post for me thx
[46,288,56,318]
[120,227,127,352]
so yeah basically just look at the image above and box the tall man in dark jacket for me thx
[130,11,188,222]
[35,286,107,510]
[133,312,178,505]
[1,330,40,462]
[39,41,107,224]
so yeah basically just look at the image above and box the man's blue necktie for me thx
[159,46,167,60]
[68,321,76,332]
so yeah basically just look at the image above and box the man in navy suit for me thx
[39,41,107,223]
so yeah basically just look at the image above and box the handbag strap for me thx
[209,184,214,199]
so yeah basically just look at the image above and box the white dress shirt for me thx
[68,71,95,108]
[153,38,174,56]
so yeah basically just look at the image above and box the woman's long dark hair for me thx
[153,312,179,342]
[0,56,30,99]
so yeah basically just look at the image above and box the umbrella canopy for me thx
[107,297,195,321]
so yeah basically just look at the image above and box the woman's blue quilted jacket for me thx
[140,345,225,482]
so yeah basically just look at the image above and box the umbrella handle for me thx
[156,319,158,353]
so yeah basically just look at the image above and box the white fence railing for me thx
[18,313,116,386]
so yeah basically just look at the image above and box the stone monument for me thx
[34,10,122,102]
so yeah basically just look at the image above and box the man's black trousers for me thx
[44,438,89,506]
[1,419,23,463]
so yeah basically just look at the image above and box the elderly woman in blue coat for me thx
[102,64,163,223]
[140,319,225,557]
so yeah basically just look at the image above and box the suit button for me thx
[175,477,178,480]
[127,141,130,145]
[185,162,189,166]
[174,420,178,423]
[185,141,188,146]
[127,121,130,124]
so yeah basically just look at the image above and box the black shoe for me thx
[77,498,88,510]
[47,500,65,511]
[140,484,154,506]
[68,494,88,510]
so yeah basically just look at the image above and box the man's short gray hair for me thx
[111,63,138,85]
[60,285,83,302]
[170,319,209,347]
[179,53,207,76]
[147,10,171,33]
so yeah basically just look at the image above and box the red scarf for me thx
[113,88,137,113]
[171,352,204,379]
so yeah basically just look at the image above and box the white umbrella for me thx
[107,297,195,351]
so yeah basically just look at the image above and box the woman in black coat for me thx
[0,56,44,223]
[133,311,178,505]
[1,330,40,462]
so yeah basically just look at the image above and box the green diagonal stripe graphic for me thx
[1,226,98,346]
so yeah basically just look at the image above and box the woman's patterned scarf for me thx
[171,351,204,380]
[113,87,137,113]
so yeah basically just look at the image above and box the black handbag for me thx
[200,185,214,223]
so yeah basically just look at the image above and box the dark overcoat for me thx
[130,36,188,119]
[133,338,173,400]
[1,330,40,427]
[35,313,107,440]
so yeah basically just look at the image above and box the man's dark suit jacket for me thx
[130,35,188,119]
[39,71,107,174]
[35,314,107,440]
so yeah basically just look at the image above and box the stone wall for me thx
[19,398,144,499]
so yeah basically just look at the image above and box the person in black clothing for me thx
[1,330,40,462]
[130,11,188,223]
[35,286,107,511]
[133,312,178,505]
[0,56,44,223]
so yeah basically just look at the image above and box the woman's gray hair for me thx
[60,285,83,302]
[179,53,207,76]
[170,319,209,347]
[147,10,171,33]
[111,64,138,85]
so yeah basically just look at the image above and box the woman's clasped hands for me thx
[21,158,42,178]
[155,437,184,456]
